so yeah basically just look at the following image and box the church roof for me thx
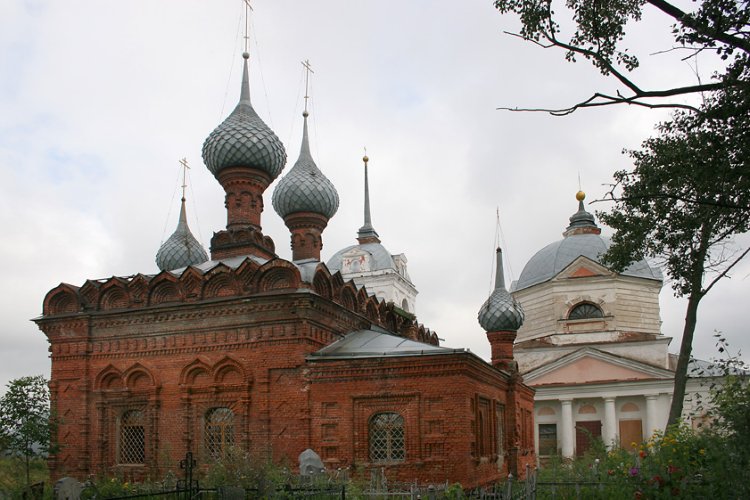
[202,52,286,181]
[309,326,456,359]
[155,198,208,271]
[513,193,662,292]
[272,111,339,219]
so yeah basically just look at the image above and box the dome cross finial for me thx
[179,157,190,201]
[302,59,314,115]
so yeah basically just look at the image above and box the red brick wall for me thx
[37,277,535,487]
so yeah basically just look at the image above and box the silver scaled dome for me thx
[155,199,208,271]
[478,248,524,331]
[202,53,286,181]
[272,112,339,219]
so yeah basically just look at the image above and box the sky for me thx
[0,0,748,391]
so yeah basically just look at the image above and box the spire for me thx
[478,247,524,332]
[494,247,507,291]
[357,154,380,244]
[564,190,600,237]
[240,51,251,104]
[155,159,209,271]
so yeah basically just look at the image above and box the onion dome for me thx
[513,191,662,291]
[272,111,339,219]
[155,198,208,271]
[202,52,287,181]
[478,248,524,331]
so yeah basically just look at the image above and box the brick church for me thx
[35,50,535,487]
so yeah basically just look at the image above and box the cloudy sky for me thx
[1,0,747,391]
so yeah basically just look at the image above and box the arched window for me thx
[205,408,234,459]
[119,410,145,464]
[369,412,405,463]
[568,303,604,320]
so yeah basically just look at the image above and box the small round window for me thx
[568,303,603,320]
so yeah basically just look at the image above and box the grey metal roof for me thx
[478,249,524,331]
[202,54,286,181]
[513,233,662,291]
[155,199,209,271]
[272,113,339,219]
[327,242,397,273]
[309,326,456,359]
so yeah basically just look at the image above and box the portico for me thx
[534,381,673,458]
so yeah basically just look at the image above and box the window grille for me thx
[568,303,604,320]
[120,410,145,464]
[369,412,405,463]
[538,423,558,455]
[205,407,235,459]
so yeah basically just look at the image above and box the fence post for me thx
[506,473,513,499]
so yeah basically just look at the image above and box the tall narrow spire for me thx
[240,51,251,104]
[357,154,380,244]
[155,159,209,271]
[494,247,507,291]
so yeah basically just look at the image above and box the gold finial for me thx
[363,146,368,164]
[576,190,586,202]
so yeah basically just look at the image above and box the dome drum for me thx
[282,211,330,261]
[217,166,272,230]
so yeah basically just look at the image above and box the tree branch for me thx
[646,0,750,54]
[597,190,750,211]
[501,30,725,115]
[703,246,750,295]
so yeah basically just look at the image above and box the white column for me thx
[645,395,659,439]
[560,399,574,459]
[603,397,617,449]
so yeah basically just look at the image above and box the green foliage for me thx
[0,457,49,499]
[0,375,57,488]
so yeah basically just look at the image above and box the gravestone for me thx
[54,477,84,500]
[218,485,245,500]
[298,448,324,476]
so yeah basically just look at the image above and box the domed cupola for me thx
[202,52,287,261]
[479,248,525,332]
[272,110,339,261]
[202,53,286,181]
[155,196,208,271]
[565,190,599,236]
[513,191,662,292]
[479,247,524,372]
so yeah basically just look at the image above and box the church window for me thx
[119,410,145,464]
[205,407,235,459]
[538,424,558,455]
[568,303,604,320]
[369,412,405,463]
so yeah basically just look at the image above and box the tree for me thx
[598,98,750,428]
[0,375,57,488]
[493,0,749,114]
